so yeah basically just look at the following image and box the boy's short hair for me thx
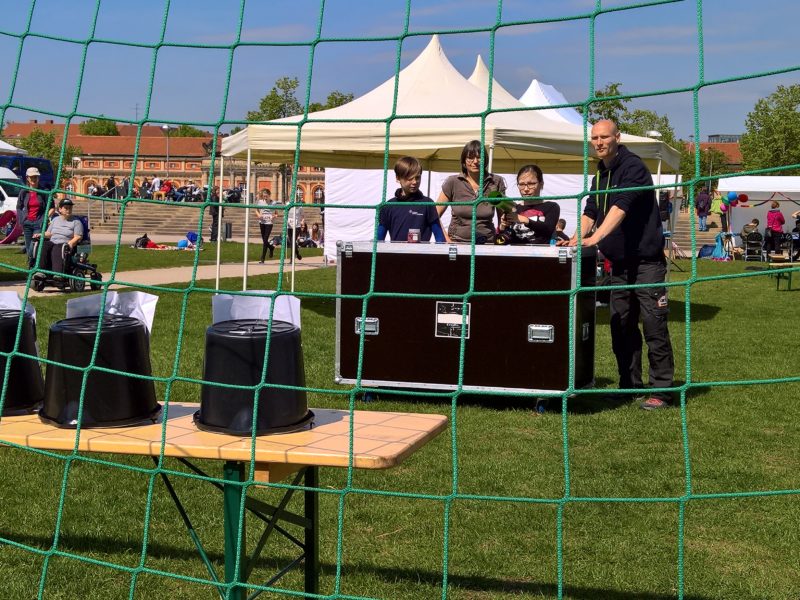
[557,218,567,229]
[394,156,422,179]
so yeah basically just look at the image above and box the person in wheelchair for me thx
[32,198,83,282]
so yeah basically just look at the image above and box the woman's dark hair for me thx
[516,164,544,186]
[460,140,486,175]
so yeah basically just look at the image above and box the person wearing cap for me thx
[32,198,83,277]
[16,167,53,261]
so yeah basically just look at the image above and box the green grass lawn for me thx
[0,260,799,599]
[0,243,323,283]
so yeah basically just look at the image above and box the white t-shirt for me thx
[256,199,273,225]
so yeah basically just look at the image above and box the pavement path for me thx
[2,254,328,297]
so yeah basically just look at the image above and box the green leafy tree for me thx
[169,124,209,137]
[620,109,678,148]
[679,145,732,192]
[247,76,303,122]
[580,82,630,123]
[308,90,355,113]
[740,84,800,175]
[78,117,119,135]
[15,128,81,171]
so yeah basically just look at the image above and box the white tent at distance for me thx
[717,176,800,235]
[0,140,27,155]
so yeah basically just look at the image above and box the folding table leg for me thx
[223,461,246,600]
[304,466,319,598]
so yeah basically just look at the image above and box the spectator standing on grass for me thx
[710,186,727,233]
[765,200,785,255]
[17,167,51,262]
[286,201,304,261]
[255,189,275,262]
[563,119,674,411]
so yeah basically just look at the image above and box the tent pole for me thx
[487,143,495,173]
[216,156,224,291]
[243,149,252,291]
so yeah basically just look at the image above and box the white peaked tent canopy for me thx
[519,79,585,126]
[467,55,525,109]
[0,140,27,155]
[222,36,680,173]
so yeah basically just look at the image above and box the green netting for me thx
[1,1,799,599]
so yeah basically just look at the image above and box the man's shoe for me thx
[640,397,671,410]
[269,247,274,258]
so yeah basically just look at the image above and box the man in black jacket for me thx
[564,120,674,410]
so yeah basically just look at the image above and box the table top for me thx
[0,403,448,470]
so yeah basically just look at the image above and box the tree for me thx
[679,145,732,192]
[620,109,678,148]
[740,84,800,175]
[169,124,209,137]
[15,128,81,171]
[247,76,303,122]
[78,117,119,136]
[580,82,630,123]
[308,90,355,113]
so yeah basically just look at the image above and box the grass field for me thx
[0,259,799,599]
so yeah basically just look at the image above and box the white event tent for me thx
[221,35,680,265]
[717,176,800,234]
[0,140,27,155]
[519,78,585,126]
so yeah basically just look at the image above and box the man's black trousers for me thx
[608,258,674,401]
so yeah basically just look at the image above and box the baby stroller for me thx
[31,215,103,293]
[743,231,764,262]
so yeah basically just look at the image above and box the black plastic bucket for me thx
[195,319,312,435]
[0,309,45,415]
[40,315,160,428]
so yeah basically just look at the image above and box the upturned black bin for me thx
[195,319,313,435]
[40,315,160,428]
[0,309,45,415]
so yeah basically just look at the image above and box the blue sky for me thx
[0,0,797,141]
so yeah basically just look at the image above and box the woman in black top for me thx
[499,164,560,244]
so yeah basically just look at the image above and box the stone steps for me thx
[85,200,322,240]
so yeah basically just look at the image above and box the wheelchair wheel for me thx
[69,275,86,293]
[32,276,45,292]
[90,272,102,291]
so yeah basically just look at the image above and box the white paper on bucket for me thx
[65,292,158,333]
[0,291,36,322]
[212,291,301,328]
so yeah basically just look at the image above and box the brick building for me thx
[1,120,325,203]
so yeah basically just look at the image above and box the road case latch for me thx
[527,324,554,344]
[448,245,458,261]
[558,248,568,264]
[354,317,380,335]
[344,242,354,258]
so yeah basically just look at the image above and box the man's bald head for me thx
[591,119,621,162]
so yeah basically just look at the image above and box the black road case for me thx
[335,242,596,394]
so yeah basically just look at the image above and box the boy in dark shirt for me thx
[377,157,445,243]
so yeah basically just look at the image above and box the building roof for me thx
[685,141,742,165]
[2,120,218,158]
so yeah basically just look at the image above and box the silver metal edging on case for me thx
[334,241,344,382]
[342,240,578,258]
[335,377,593,395]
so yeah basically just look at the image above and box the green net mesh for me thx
[1,1,799,599]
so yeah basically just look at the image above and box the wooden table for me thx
[767,262,797,291]
[0,402,447,599]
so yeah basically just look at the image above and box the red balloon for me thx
[739,194,749,202]
[730,199,738,207]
